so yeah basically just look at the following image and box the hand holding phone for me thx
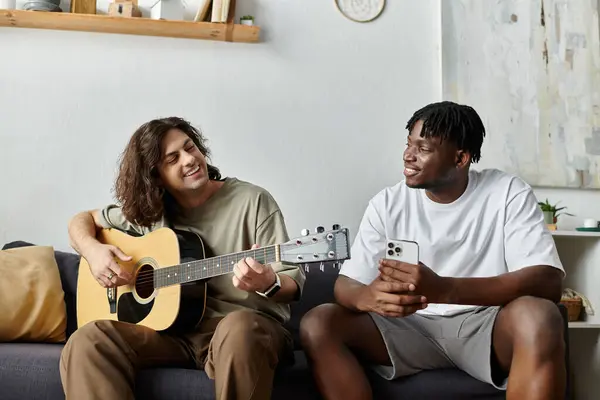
[379,240,451,304]
[356,239,426,317]
[384,239,419,265]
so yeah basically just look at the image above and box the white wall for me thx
[0,0,442,252]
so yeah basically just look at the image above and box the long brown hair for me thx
[113,117,221,227]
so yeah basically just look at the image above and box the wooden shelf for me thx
[552,230,600,238]
[0,9,260,43]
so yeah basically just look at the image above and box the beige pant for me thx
[59,309,293,400]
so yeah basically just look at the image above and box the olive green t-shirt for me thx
[97,177,305,325]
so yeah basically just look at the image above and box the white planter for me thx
[542,211,555,224]
[240,19,253,26]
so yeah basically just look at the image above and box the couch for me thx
[0,240,571,399]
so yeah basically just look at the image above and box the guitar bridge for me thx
[107,287,117,314]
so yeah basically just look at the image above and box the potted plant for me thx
[538,198,573,228]
[240,15,254,26]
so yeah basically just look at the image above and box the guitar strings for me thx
[131,252,332,291]
[136,248,328,288]
[133,250,279,288]
[130,241,338,290]
[133,246,284,288]
[133,250,329,288]
[133,247,279,283]
[134,241,322,283]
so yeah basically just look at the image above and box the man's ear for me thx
[456,150,471,169]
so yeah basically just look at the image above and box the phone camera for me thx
[387,249,394,256]
[387,242,394,248]
[395,247,402,254]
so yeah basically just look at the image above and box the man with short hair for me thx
[300,101,566,400]
[62,117,305,400]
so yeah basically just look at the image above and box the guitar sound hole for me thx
[135,264,155,299]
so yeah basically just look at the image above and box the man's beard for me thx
[406,171,457,191]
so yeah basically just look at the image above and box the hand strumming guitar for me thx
[85,243,133,288]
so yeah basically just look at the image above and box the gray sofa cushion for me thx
[0,343,65,400]
[0,342,504,400]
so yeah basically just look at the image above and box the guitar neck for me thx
[153,245,280,289]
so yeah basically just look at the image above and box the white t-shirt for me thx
[339,168,565,317]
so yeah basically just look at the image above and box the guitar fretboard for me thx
[152,245,280,289]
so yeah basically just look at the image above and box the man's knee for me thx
[212,310,277,359]
[299,303,346,350]
[61,320,116,367]
[65,320,116,348]
[503,296,564,353]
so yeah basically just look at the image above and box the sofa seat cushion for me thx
[0,343,506,400]
[0,344,320,400]
[368,367,505,399]
[136,368,216,400]
[0,343,65,400]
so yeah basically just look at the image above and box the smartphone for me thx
[385,239,419,265]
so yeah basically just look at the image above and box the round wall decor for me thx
[335,0,386,23]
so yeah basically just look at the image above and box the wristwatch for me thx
[256,273,281,298]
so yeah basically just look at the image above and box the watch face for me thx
[259,274,281,297]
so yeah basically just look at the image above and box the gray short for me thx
[369,306,506,390]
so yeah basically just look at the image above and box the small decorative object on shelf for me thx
[149,0,184,21]
[23,0,61,12]
[538,198,573,230]
[576,218,600,232]
[108,0,142,17]
[193,0,213,22]
[561,288,595,322]
[70,0,96,14]
[240,15,254,26]
[561,292,583,322]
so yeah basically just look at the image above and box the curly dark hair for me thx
[113,117,221,227]
[405,101,486,163]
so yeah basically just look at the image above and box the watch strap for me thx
[256,273,281,298]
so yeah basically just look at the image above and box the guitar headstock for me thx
[280,224,351,266]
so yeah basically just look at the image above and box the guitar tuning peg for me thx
[332,224,340,230]
[315,226,325,233]
[304,263,310,273]
[301,229,310,236]
[319,262,325,272]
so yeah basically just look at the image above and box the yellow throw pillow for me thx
[0,246,67,343]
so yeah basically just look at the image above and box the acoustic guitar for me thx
[76,225,350,333]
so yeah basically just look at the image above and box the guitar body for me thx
[76,227,208,333]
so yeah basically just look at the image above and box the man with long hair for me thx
[61,117,305,400]
[300,101,566,400]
